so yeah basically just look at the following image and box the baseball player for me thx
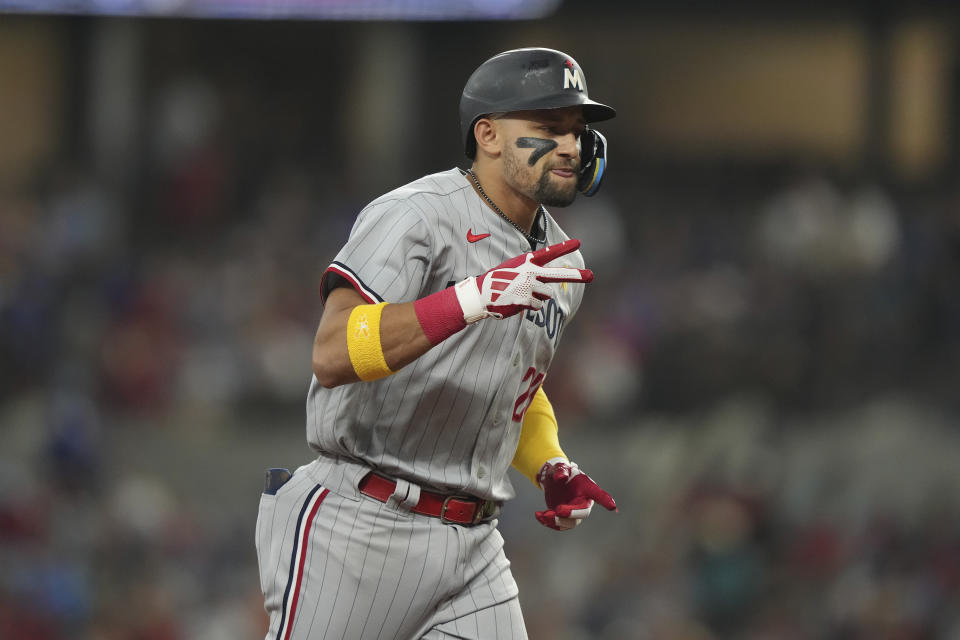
[256,47,618,639]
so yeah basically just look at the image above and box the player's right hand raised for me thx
[454,239,593,322]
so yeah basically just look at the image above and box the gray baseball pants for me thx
[255,455,528,639]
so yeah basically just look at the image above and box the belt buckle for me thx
[440,495,483,525]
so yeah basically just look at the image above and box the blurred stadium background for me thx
[3,1,960,638]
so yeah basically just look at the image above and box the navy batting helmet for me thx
[459,47,616,159]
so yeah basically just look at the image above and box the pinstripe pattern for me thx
[258,167,587,638]
[307,168,586,502]
[257,458,527,639]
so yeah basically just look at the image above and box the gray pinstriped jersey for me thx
[306,168,586,502]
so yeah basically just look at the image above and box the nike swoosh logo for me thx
[467,229,491,243]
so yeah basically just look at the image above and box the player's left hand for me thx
[535,459,617,531]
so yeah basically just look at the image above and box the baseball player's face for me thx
[497,107,585,207]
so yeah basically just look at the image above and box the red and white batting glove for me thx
[455,238,593,322]
[414,239,593,345]
[535,458,617,531]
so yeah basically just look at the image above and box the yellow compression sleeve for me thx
[346,302,395,381]
[511,386,567,486]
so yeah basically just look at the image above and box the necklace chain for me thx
[466,169,547,246]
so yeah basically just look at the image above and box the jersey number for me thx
[512,367,545,422]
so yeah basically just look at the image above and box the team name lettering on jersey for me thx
[525,298,566,347]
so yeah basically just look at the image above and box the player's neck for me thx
[468,166,539,234]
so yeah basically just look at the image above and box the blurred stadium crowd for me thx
[4,13,960,640]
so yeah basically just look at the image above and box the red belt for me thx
[359,472,498,526]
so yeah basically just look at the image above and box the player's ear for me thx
[473,118,502,158]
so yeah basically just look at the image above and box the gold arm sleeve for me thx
[511,386,567,486]
[347,302,395,381]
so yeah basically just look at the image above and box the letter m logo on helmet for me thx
[563,61,584,91]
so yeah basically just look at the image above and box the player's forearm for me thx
[312,299,435,388]
[313,275,477,388]
[380,303,436,370]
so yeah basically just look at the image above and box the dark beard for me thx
[534,170,578,207]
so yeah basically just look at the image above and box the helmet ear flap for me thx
[577,127,607,196]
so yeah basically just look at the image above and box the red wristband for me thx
[414,286,467,346]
